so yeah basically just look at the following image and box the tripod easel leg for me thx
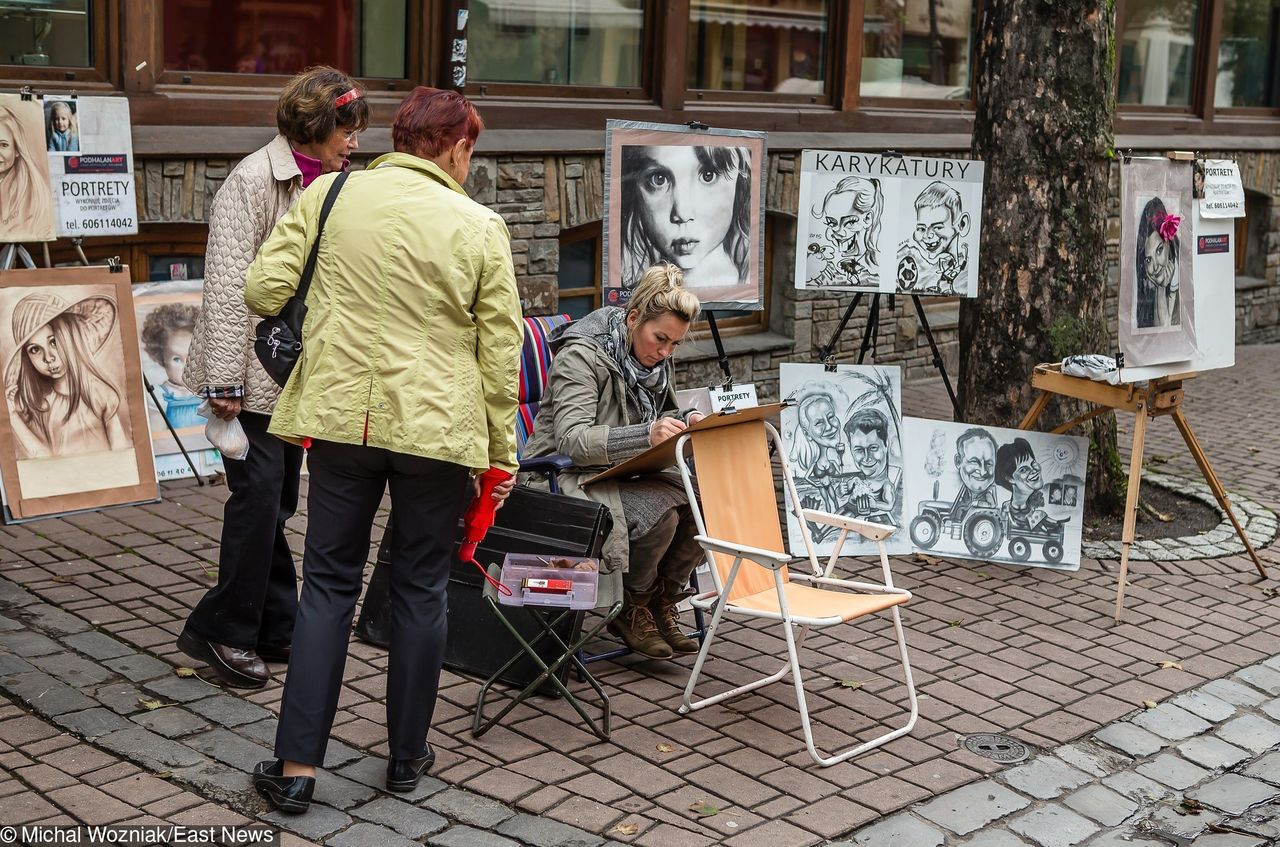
[1116,402,1149,621]
[1171,408,1267,580]
[857,294,881,365]
[911,296,960,419]
[1018,391,1052,430]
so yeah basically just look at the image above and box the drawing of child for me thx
[140,303,202,429]
[897,181,971,294]
[806,176,882,288]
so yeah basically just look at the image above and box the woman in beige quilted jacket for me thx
[177,67,368,691]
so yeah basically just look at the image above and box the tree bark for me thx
[962,0,1125,514]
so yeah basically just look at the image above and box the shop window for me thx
[557,223,602,318]
[1117,0,1202,107]
[687,0,830,96]
[860,0,975,100]
[1215,0,1280,109]
[162,0,407,78]
[468,0,645,88]
[1238,190,1268,279]
[0,0,92,69]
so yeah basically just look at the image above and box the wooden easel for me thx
[1019,363,1266,621]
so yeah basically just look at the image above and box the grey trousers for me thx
[623,505,703,597]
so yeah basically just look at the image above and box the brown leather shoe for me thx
[650,595,700,656]
[177,628,268,688]
[256,643,291,663]
[607,591,673,660]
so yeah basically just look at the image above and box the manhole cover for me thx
[962,733,1030,763]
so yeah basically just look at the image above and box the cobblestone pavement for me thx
[0,345,1277,846]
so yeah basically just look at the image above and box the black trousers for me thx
[273,440,470,767]
[186,410,304,651]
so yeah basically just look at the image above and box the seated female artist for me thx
[522,264,705,661]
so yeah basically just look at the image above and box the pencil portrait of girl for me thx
[606,122,765,310]
[0,98,56,242]
[4,290,130,461]
[1134,196,1181,329]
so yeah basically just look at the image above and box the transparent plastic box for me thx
[497,553,600,610]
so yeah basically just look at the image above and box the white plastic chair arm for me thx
[694,535,791,571]
[794,573,912,598]
[801,509,897,541]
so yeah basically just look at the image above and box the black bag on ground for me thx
[253,171,348,387]
[354,485,612,695]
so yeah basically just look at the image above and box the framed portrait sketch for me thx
[0,265,158,521]
[604,119,767,311]
[1119,157,1198,368]
[901,417,1088,571]
[779,363,910,557]
[133,280,223,481]
[795,150,984,297]
[0,93,56,243]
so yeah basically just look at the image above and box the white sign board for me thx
[46,97,139,237]
[1197,159,1245,219]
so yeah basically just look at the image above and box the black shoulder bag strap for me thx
[293,169,350,305]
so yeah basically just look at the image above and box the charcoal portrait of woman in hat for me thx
[4,289,129,460]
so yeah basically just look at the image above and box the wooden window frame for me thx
[1212,0,1280,116]
[852,0,983,112]
[1114,0,1215,118]
[119,0,429,98]
[682,0,849,109]
[557,221,603,314]
[0,0,119,90]
[462,0,657,102]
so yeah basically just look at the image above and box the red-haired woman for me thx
[242,87,522,814]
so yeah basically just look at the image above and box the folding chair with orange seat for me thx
[673,408,918,767]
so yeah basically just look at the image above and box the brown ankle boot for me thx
[650,594,700,655]
[608,591,673,660]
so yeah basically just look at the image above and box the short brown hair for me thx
[276,66,370,145]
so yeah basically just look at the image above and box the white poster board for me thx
[45,96,139,238]
[795,150,985,297]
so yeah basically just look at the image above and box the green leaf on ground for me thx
[689,801,719,818]
[174,667,197,678]
[839,679,862,690]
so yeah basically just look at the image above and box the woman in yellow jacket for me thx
[243,88,522,814]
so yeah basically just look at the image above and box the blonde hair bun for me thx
[626,263,701,326]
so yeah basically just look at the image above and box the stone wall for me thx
[133,146,1280,396]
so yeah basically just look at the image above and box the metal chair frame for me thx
[674,420,918,767]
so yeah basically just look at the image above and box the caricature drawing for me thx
[805,176,882,289]
[897,181,971,295]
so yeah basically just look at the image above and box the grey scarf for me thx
[556,307,668,423]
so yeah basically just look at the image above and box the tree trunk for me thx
[961,0,1125,515]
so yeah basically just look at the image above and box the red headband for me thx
[335,88,361,108]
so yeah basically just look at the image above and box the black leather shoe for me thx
[256,643,291,663]
[386,745,436,793]
[177,628,268,689]
[252,760,314,814]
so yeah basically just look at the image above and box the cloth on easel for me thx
[1061,355,1129,385]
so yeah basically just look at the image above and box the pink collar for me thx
[291,150,349,188]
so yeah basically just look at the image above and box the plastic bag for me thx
[197,400,250,460]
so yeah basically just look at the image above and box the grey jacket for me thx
[521,326,684,609]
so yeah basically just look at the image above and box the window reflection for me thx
[163,0,406,78]
[469,0,644,87]
[0,0,90,68]
[861,0,974,100]
[1216,0,1280,108]
[1118,0,1200,106]
[687,0,829,94]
